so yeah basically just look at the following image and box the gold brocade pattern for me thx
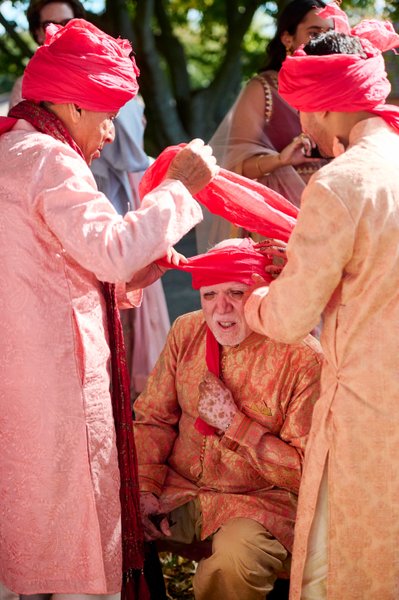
[134,311,322,552]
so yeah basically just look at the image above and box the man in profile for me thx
[244,7,399,599]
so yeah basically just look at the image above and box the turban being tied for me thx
[22,19,139,112]
[278,3,399,131]
[140,145,297,434]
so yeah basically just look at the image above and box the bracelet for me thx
[256,153,281,177]
[256,153,268,177]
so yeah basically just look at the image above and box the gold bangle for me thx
[256,154,268,177]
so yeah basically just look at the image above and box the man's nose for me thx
[216,293,232,312]
[105,122,115,144]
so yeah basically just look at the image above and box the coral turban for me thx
[278,4,399,131]
[158,237,274,289]
[139,144,298,243]
[141,143,296,288]
[22,19,139,112]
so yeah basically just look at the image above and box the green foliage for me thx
[1,0,398,148]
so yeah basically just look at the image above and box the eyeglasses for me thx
[40,18,73,29]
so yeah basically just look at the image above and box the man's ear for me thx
[68,104,82,124]
[316,110,329,122]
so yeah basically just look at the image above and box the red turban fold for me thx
[22,19,139,112]
[278,4,399,131]
[157,238,274,289]
[139,144,298,243]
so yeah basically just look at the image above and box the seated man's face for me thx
[200,281,252,346]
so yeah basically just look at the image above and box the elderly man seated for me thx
[133,237,322,600]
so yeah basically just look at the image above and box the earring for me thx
[286,45,294,56]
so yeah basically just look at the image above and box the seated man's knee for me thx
[194,518,287,597]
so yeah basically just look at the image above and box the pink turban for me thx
[140,144,298,243]
[278,4,399,131]
[22,19,139,112]
[158,237,274,289]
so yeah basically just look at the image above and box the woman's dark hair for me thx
[303,30,367,57]
[261,0,327,72]
[27,0,86,44]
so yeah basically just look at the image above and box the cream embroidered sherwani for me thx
[0,120,203,595]
[133,310,322,553]
[245,118,399,600]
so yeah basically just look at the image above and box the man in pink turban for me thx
[244,5,399,599]
[0,18,218,600]
[133,237,322,600]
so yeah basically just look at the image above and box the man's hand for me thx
[140,492,172,541]
[126,247,187,291]
[255,238,287,279]
[166,138,219,195]
[198,371,238,433]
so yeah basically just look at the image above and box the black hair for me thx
[303,30,367,57]
[262,0,327,72]
[27,0,86,44]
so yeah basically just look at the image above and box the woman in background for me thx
[196,0,332,252]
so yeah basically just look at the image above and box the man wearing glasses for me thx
[9,1,85,107]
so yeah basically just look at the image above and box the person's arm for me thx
[227,78,315,179]
[199,350,321,494]
[220,353,321,494]
[133,319,183,496]
[245,179,355,343]
[37,141,213,284]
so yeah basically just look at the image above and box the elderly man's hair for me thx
[303,30,367,57]
[27,0,86,44]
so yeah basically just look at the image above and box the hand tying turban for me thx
[22,19,140,112]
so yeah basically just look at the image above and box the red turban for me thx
[158,237,274,289]
[22,19,139,112]
[278,5,399,131]
[139,144,298,243]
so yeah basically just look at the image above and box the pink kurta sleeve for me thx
[36,145,203,283]
[245,179,355,343]
[220,354,321,494]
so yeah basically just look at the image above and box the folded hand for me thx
[198,371,238,433]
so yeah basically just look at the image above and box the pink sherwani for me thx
[0,120,202,595]
[133,310,322,553]
[245,118,399,599]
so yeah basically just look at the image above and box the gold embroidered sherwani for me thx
[133,310,322,552]
[245,118,399,599]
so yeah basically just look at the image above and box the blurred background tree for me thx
[0,0,398,155]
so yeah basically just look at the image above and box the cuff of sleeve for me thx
[115,281,143,309]
[244,286,270,335]
[138,464,168,496]
[220,411,253,452]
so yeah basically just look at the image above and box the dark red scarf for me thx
[8,100,149,600]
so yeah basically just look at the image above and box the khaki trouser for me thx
[301,465,328,600]
[0,584,119,600]
[167,499,289,600]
